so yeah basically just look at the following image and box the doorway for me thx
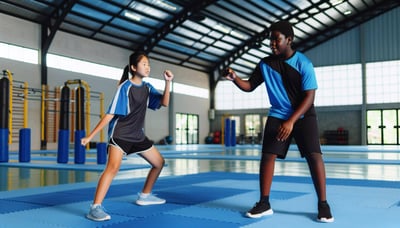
[175,113,199,144]
[367,109,399,145]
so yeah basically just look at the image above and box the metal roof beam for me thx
[297,0,400,52]
[213,29,269,82]
[137,0,216,53]
[41,0,77,53]
[39,0,77,149]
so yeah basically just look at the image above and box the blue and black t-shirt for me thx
[107,80,162,142]
[249,51,317,120]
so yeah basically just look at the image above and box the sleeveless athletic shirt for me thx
[107,80,162,142]
[248,51,318,120]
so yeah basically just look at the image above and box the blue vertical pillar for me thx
[0,128,8,162]
[96,142,107,164]
[0,77,9,162]
[58,85,70,164]
[57,129,69,163]
[231,120,236,146]
[74,130,85,164]
[224,118,231,147]
[19,128,31,162]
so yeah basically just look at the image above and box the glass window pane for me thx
[231,116,240,137]
[215,81,268,110]
[366,60,400,104]
[367,110,382,144]
[382,110,397,144]
[245,114,260,138]
[314,64,362,106]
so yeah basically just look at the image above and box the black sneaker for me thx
[317,202,334,223]
[246,201,273,218]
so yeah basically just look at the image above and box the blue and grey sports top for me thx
[249,51,317,120]
[107,80,162,142]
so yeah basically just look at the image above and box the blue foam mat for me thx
[0,172,399,227]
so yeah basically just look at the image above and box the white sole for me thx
[246,209,274,218]
[318,217,335,223]
[136,200,166,206]
[86,214,111,221]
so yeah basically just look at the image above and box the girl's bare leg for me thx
[93,146,123,204]
[138,146,165,193]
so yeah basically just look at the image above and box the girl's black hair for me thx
[118,51,148,85]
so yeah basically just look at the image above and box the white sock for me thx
[140,192,150,198]
[91,204,101,209]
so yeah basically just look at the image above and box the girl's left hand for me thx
[164,70,174,81]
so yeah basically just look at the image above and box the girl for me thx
[81,51,174,221]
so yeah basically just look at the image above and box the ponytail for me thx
[119,51,148,85]
[118,65,129,85]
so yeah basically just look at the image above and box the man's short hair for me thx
[270,21,294,39]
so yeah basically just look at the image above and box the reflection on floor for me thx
[0,144,399,227]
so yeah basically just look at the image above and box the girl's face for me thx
[269,31,292,58]
[132,56,150,78]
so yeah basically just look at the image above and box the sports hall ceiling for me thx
[0,0,399,85]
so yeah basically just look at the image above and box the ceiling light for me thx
[124,11,141,21]
[230,30,245,39]
[215,24,230,34]
[330,0,344,6]
[155,0,177,11]
[334,1,352,16]
[344,10,352,15]
[319,3,330,9]
[299,13,308,19]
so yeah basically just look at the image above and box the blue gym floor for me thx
[1,144,400,227]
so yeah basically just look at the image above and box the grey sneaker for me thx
[86,204,111,221]
[136,193,166,206]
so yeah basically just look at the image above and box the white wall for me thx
[0,13,210,150]
[0,13,39,49]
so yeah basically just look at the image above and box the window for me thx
[0,42,38,64]
[215,63,364,109]
[215,80,268,110]
[47,54,122,80]
[366,60,400,104]
[0,41,207,98]
[314,64,362,106]
[175,113,199,144]
[245,114,260,137]
[245,114,260,144]
[367,109,400,145]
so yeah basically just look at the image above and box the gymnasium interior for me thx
[0,1,400,227]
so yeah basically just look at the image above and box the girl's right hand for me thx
[81,137,90,146]
[164,70,174,81]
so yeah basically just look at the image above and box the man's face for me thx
[269,31,292,57]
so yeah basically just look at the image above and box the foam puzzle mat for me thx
[0,171,399,227]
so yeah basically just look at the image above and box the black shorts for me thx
[261,116,322,159]
[108,137,154,155]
